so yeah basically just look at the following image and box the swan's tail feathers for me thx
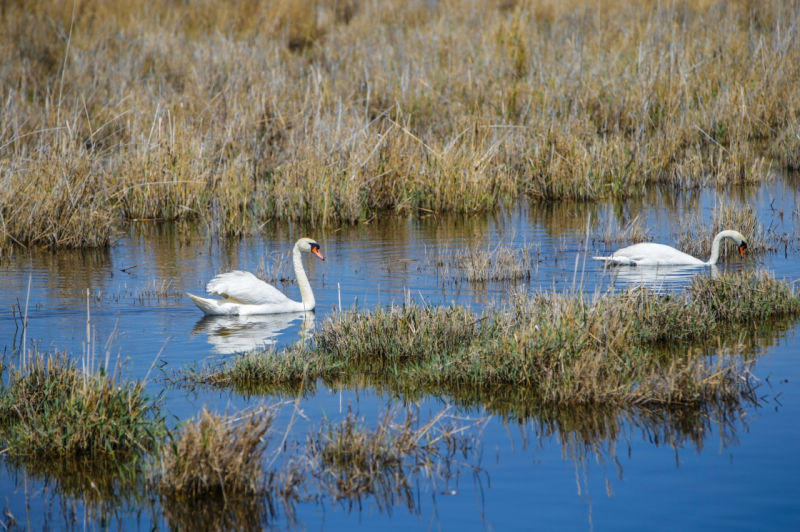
[188,293,228,316]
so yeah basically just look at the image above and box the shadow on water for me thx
[157,492,277,532]
[2,456,277,532]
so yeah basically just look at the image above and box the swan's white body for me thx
[610,264,719,292]
[593,230,748,267]
[188,238,324,316]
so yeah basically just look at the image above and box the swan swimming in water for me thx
[188,237,325,315]
[593,230,748,267]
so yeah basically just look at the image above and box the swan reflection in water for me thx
[191,311,315,354]
[607,264,720,293]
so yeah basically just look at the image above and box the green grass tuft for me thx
[0,351,164,460]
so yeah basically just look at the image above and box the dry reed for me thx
[156,407,273,498]
[2,0,799,252]
[677,201,773,257]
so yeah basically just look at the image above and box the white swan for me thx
[593,229,748,267]
[188,237,325,315]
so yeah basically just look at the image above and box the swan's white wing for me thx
[206,271,292,305]
[596,243,704,266]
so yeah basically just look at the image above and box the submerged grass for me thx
[307,406,480,509]
[205,270,800,408]
[0,351,164,460]
[2,0,800,252]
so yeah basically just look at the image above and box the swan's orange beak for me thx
[738,242,748,258]
[312,247,325,261]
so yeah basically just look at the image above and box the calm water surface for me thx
[1,180,799,530]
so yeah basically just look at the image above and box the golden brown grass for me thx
[204,270,800,409]
[156,407,273,498]
[2,0,799,253]
[430,242,536,282]
[306,406,481,510]
[677,201,774,257]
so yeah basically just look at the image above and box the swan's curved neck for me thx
[707,231,732,265]
[293,244,315,310]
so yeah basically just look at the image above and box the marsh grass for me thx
[197,343,321,397]
[596,214,653,245]
[678,202,774,258]
[152,402,481,524]
[460,244,535,282]
[0,351,164,460]
[2,0,800,252]
[206,270,799,409]
[156,407,274,499]
[153,406,295,531]
[428,242,536,283]
[307,406,480,509]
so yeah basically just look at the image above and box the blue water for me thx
[0,179,799,530]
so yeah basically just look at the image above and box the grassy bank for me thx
[2,0,799,252]
[0,351,164,461]
[203,270,800,409]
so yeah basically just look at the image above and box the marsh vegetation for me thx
[2,0,799,254]
[428,242,537,283]
[0,352,484,527]
[2,0,800,528]
[0,351,164,461]
[201,270,800,409]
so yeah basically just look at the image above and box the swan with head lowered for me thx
[593,230,748,267]
[188,237,325,315]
